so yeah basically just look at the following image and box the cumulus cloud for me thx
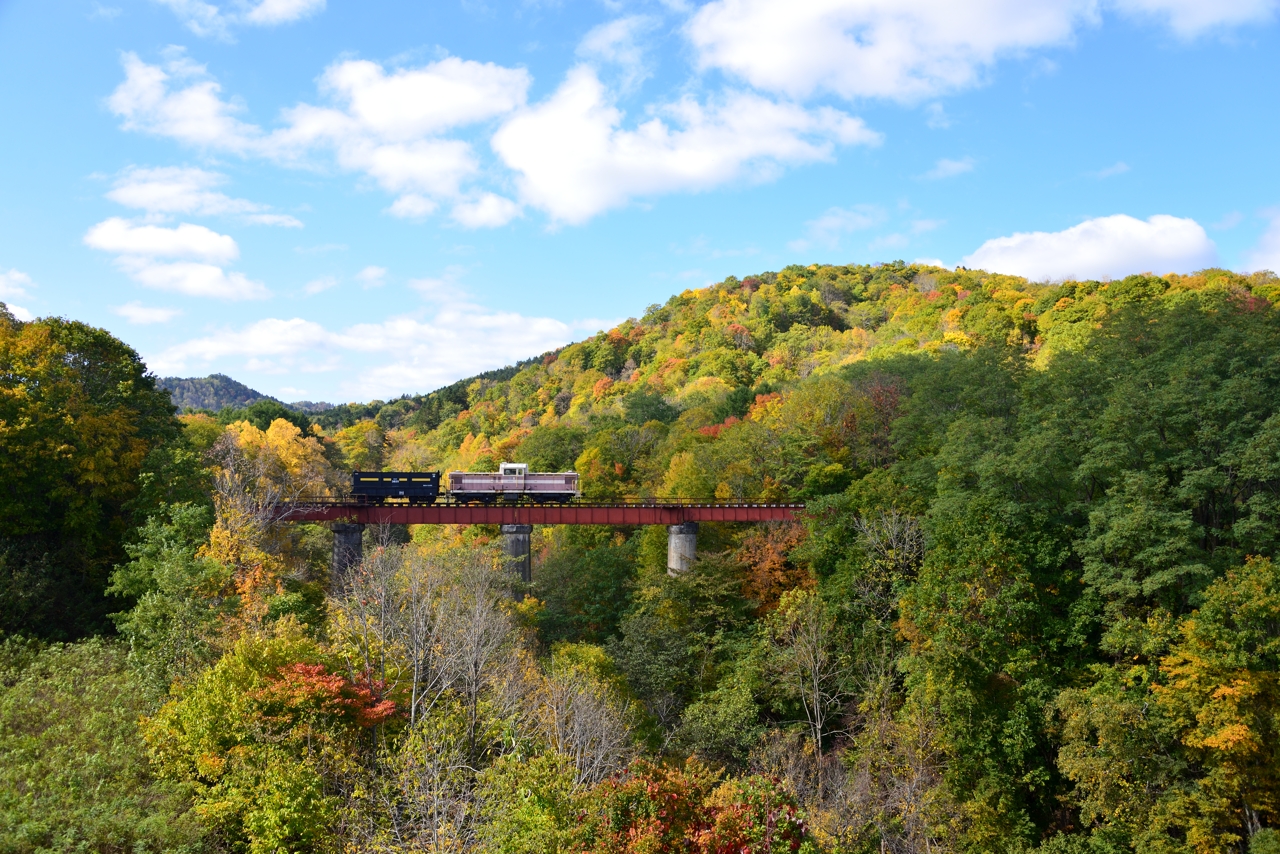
[686,0,1094,102]
[295,57,530,142]
[578,15,660,90]
[0,269,35,321]
[493,65,881,223]
[788,204,886,251]
[451,194,522,229]
[686,0,1273,103]
[109,52,529,216]
[1111,0,1277,36]
[114,301,182,324]
[148,303,595,399]
[355,265,386,288]
[1243,210,1280,273]
[264,57,530,209]
[303,275,338,295]
[387,194,438,219]
[108,50,261,151]
[114,257,270,299]
[109,50,880,226]
[0,268,33,300]
[963,213,1218,280]
[83,218,267,299]
[107,166,302,226]
[84,217,239,262]
[154,0,325,39]
[921,156,975,179]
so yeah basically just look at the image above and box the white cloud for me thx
[108,166,251,214]
[109,48,880,227]
[578,15,660,89]
[110,52,529,216]
[493,65,880,223]
[107,166,302,226]
[115,257,270,299]
[114,301,182,324]
[1090,161,1130,178]
[242,0,324,25]
[451,194,522,228]
[149,304,592,399]
[154,0,325,39]
[303,275,338,295]
[84,216,267,299]
[108,50,261,151]
[924,102,950,129]
[686,0,1095,102]
[914,257,947,267]
[789,204,886,251]
[963,213,1218,280]
[243,213,303,227]
[0,268,33,300]
[1111,0,1278,36]
[355,265,387,288]
[1243,210,1280,273]
[84,217,239,262]
[303,57,529,141]
[261,57,530,204]
[0,269,34,321]
[387,194,438,219]
[921,156,975,179]
[150,317,333,373]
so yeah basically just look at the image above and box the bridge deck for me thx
[277,501,804,525]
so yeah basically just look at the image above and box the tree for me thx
[108,502,229,692]
[142,624,393,853]
[0,316,179,637]
[765,587,850,760]
[0,637,206,852]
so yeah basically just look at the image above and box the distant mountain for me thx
[287,400,334,413]
[157,373,331,414]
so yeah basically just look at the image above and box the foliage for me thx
[7,263,1280,853]
[0,314,179,637]
[143,624,391,853]
[158,372,288,414]
[0,637,206,852]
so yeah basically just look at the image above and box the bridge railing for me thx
[284,495,805,510]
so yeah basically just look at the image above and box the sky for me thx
[0,0,1277,404]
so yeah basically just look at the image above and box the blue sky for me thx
[0,0,1277,403]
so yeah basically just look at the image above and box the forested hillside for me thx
[159,373,333,414]
[2,262,1280,854]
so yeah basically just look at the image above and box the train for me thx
[351,463,579,505]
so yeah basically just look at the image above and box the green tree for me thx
[0,315,179,637]
[0,637,207,852]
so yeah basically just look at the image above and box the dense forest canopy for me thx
[158,373,334,415]
[2,261,1280,854]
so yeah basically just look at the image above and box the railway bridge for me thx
[275,500,804,581]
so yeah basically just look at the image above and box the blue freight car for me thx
[351,471,440,505]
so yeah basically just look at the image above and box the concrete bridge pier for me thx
[332,523,365,580]
[501,524,533,585]
[667,522,698,575]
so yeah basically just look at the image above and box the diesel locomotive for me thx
[351,463,579,505]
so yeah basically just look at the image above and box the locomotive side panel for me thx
[447,469,578,503]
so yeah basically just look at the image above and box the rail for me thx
[272,498,805,526]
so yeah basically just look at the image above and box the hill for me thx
[158,373,332,414]
[6,261,1280,853]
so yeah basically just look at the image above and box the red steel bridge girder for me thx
[277,503,804,526]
